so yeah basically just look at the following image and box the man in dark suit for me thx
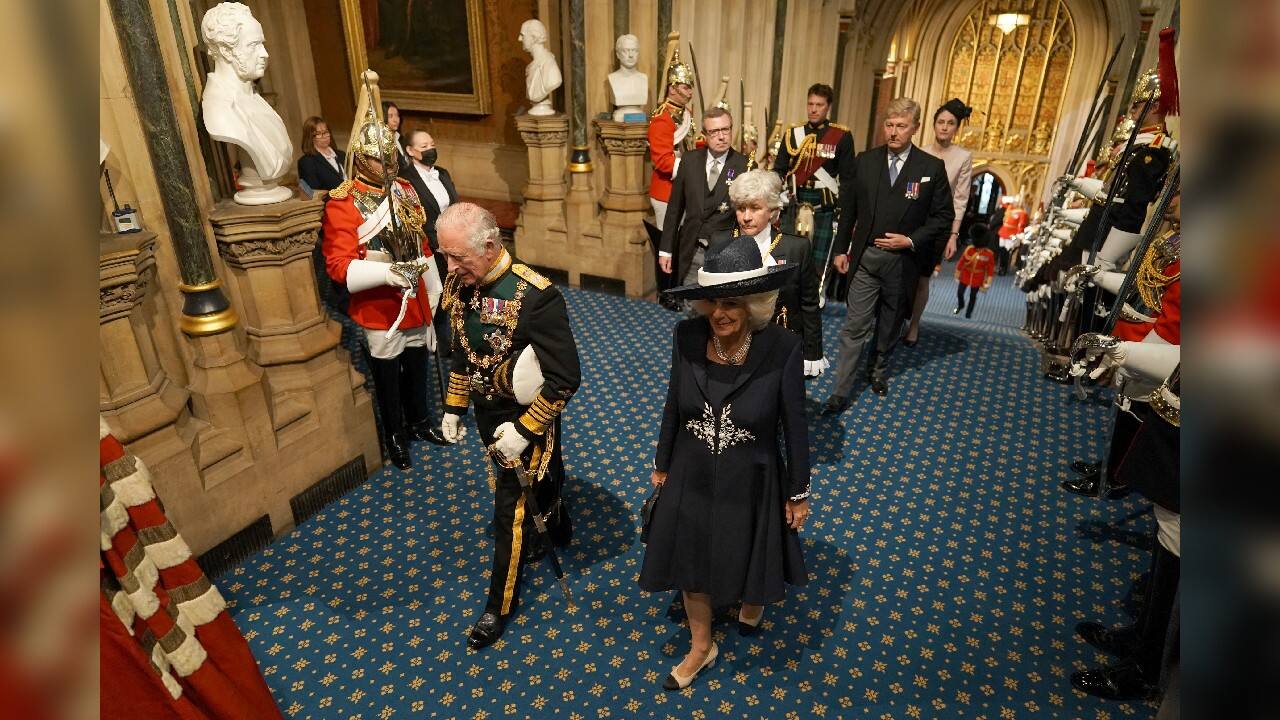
[822,98,953,411]
[659,107,749,289]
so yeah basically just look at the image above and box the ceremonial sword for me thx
[487,445,575,608]
[362,72,454,413]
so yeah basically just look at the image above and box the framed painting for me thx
[339,0,491,115]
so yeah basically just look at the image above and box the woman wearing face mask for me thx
[639,235,811,691]
[903,98,973,347]
[707,169,826,377]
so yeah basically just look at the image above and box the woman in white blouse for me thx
[904,99,973,345]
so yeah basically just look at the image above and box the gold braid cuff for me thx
[446,371,471,410]
[518,393,568,438]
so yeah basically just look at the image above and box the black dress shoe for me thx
[1075,622,1138,657]
[387,432,411,470]
[1061,473,1131,499]
[1071,460,1100,475]
[1070,659,1154,701]
[467,612,505,650]
[407,421,452,446]
[901,336,918,348]
[820,395,848,416]
[870,377,888,396]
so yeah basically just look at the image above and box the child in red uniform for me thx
[955,224,996,318]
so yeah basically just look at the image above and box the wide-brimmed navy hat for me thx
[663,235,796,300]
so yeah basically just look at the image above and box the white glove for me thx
[441,413,466,443]
[421,324,437,352]
[345,259,395,293]
[780,190,792,207]
[492,421,529,464]
[386,266,414,289]
[511,347,544,405]
[1095,270,1126,295]
[1069,176,1105,202]
[1117,338,1180,383]
[1057,207,1088,226]
[803,358,829,378]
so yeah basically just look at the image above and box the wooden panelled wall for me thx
[297,0,859,207]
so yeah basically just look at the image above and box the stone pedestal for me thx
[513,113,569,272]
[209,198,380,521]
[591,119,657,297]
[100,230,190,443]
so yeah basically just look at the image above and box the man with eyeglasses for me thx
[658,107,749,293]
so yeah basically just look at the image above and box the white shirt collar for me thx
[888,144,912,165]
[750,225,777,266]
[413,160,438,179]
[706,150,728,168]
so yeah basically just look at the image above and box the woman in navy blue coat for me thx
[639,236,812,690]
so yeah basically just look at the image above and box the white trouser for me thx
[364,324,432,359]
[650,198,668,231]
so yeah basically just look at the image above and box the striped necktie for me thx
[889,153,901,185]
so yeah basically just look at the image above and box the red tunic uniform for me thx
[1113,260,1181,343]
[998,206,1027,240]
[321,176,434,330]
[647,100,690,203]
[956,246,996,288]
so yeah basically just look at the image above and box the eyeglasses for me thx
[315,131,331,137]
[705,128,732,137]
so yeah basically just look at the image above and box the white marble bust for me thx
[200,2,293,205]
[608,34,648,121]
[519,19,562,116]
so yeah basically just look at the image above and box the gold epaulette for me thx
[512,263,551,290]
[828,122,849,131]
[328,179,354,199]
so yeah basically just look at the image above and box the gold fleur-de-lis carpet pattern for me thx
[225,273,1157,719]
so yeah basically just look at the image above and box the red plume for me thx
[1158,27,1179,116]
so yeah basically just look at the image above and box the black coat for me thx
[298,149,347,194]
[639,319,809,607]
[660,147,749,280]
[833,144,954,279]
[708,230,823,361]
[398,162,459,250]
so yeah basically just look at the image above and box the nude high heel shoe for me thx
[662,643,718,691]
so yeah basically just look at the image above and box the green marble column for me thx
[614,0,630,41]
[769,0,788,124]
[108,0,236,334]
[569,0,588,149]
[657,0,671,82]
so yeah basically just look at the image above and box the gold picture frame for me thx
[339,0,491,115]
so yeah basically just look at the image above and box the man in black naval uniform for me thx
[435,202,580,650]
[772,83,856,293]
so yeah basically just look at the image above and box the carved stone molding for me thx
[100,231,158,323]
[218,230,318,264]
[210,197,324,269]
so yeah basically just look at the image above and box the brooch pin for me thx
[905,181,920,200]
[718,201,729,212]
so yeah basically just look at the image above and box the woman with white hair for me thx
[708,169,827,377]
[639,236,811,690]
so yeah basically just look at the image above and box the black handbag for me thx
[640,484,661,544]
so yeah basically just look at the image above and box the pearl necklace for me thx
[712,332,752,364]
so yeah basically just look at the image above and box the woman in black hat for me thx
[639,236,811,690]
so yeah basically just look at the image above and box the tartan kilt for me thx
[786,186,837,267]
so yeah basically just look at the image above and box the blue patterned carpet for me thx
[223,281,1156,719]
